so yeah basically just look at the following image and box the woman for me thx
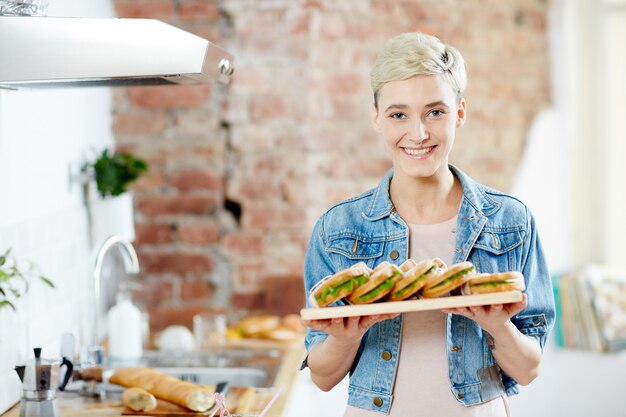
[301,32,555,416]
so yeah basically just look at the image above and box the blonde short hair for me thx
[370,32,467,107]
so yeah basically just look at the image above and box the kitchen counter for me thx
[2,339,305,417]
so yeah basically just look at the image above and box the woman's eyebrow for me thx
[384,101,450,113]
[424,100,449,109]
[384,103,410,112]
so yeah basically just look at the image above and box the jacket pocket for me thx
[470,227,524,272]
[473,228,523,255]
[326,235,385,261]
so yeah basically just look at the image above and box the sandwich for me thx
[347,263,401,304]
[422,261,475,298]
[399,259,418,273]
[386,259,438,301]
[432,257,447,270]
[310,263,371,307]
[468,271,525,294]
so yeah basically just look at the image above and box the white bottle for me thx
[107,288,143,360]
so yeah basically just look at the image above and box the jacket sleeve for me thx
[511,206,556,351]
[302,214,336,353]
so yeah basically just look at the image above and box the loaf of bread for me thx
[110,368,215,412]
[122,387,157,412]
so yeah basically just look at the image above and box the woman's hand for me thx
[441,293,528,335]
[302,313,398,346]
[443,293,541,385]
[302,313,399,392]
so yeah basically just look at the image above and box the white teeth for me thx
[405,147,433,156]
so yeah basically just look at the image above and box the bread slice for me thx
[422,262,475,298]
[110,368,215,412]
[122,387,157,412]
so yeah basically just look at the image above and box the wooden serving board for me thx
[300,291,523,320]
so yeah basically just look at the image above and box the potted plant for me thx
[78,149,149,246]
[85,149,149,198]
[0,248,54,311]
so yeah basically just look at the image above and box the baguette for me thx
[122,387,157,412]
[110,368,215,412]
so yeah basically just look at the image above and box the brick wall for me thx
[112,0,550,331]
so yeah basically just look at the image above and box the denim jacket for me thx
[303,166,555,413]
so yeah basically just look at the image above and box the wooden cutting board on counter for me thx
[300,291,523,320]
[121,386,277,416]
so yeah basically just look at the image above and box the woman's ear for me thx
[371,103,382,133]
[456,98,467,128]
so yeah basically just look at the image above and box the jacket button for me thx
[390,250,399,260]
[457,393,464,399]
[450,345,462,352]
[381,351,392,361]
[373,397,383,407]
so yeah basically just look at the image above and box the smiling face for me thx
[372,74,466,182]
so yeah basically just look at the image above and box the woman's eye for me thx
[389,113,406,119]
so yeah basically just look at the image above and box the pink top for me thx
[344,216,510,417]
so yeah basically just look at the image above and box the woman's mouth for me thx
[403,146,435,159]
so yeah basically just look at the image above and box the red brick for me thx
[400,2,429,20]
[112,109,168,134]
[227,177,281,201]
[140,251,213,274]
[180,278,216,301]
[178,0,222,22]
[356,157,393,178]
[232,262,267,289]
[132,169,166,192]
[288,12,310,35]
[242,205,307,230]
[171,170,223,192]
[184,26,224,44]
[131,277,174,306]
[128,85,211,109]
[178,220,220,245]
[230,292,265,312]
[249,94,286,121]
[148,306,223,332]
[152,144,227,167]
[114,0,175,19]
[264,276,305,316]
[135,223,173,245]
[137,194,219,216]
[221,233,263,257]
[328,73,362,95]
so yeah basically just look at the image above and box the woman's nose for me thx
[411,120,429,142]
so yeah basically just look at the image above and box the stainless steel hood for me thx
[0,16,234,89]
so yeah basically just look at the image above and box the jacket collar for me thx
[363,165,501,221]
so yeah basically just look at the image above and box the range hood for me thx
[0,16,234,89]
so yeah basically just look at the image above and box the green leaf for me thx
[92,149,149,198]
[0,300,16,311]
[40,276,55,288]
[0,247,55,311]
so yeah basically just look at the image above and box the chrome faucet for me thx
[91,235,140,353]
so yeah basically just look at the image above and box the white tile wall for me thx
[0,1,117,412]
[0,205,92,413]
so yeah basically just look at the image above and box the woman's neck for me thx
[389,167,463,225]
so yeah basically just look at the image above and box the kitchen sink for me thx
[100,347,282,392]
[154,367,267,387]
